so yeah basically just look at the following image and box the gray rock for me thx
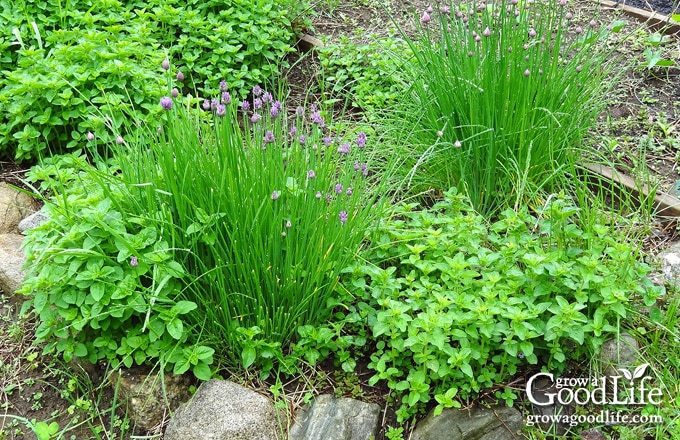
[18,211,49,233]
[0,234,27,294]
[528,376,574,435]
[410,405,522,440]
[288,394,381,440]
[164,379,282,440]
[109,367,191,433]
[656,242,680,286]
[600,333,640,378]
[0,183,38,234]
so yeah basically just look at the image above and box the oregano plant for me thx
[295,188,663,422]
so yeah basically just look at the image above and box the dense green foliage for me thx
[20,154,214,379]
[298,189,662,421]
[0,0,310,160]
[388,1,626,216]
[20,85,389,378]
[317,31,411,111]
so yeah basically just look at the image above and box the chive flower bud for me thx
[160,96,173,110]
[356,132,366,148]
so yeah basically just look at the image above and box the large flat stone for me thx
[289,394,381,440]
[164,380,282,440]
[410,405,522,440]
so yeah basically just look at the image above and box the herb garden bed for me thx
[1,0,680,439]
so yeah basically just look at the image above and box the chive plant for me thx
[114,83,386,371]
[391,0,625,216]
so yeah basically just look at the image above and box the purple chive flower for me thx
[262,91,273,103]
[160,96,173,110]
[346,187,353,195]
[202,99,211,110]
[251,113,262,124]
[254,98,262,109]
[339,211,348,224]
[264,130,275,143]
[421,11,431,24]
[253,85,262,96]
[241,101,251,111]
[310,111,324,126]
[270,105,279,118]
[316,191,323,199]
[361,163,368,176]
[86,131,95,141]
[529,29,536,37]
[475,35,482,42]
[289,126,297,136]
[171,88,179,98]
[454,140,462,148]
[524,69,531,76]
[426,5,433,12]
[354,161,361,171]
[271,190,280,200]
[334,184,343,194]
[222,92,231,105]
[162,59,170,70]
[356,132,367,148]
[211,98,219,110]
[323,136,333,146]
[116,135,124,145]
[307,170,316,179]
[216,104,226,117]
[565,12,573,19]
[441,5,450,13]
[299,135,306,145]
[219,80,228,92]
[176,71,184,82]
[483,26,491,37]
[130,256,139,267]
[338,143,350,154]
[574,26,582,34]
[296,106,305,117]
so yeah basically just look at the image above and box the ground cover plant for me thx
[385,0,628,216]
[316,30,412,111]
[294,188,663,423]
[0,0,311,161]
